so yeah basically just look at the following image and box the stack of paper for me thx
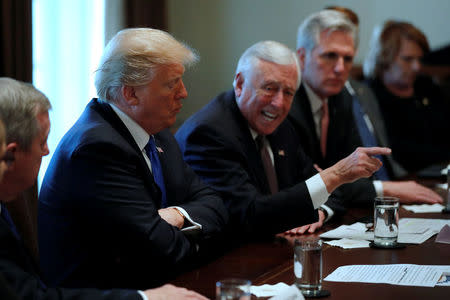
[324,264,450,287]
[320,218,450,244]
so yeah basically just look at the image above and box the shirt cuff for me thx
[170,206,203,232]
[320,204,334,222]
[305,173,330,209]
[138,290,148,300]
[373,180,384,197]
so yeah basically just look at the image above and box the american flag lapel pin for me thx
[278,149,285,156]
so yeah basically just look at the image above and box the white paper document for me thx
[320,222,373,241]
[400,218,450,233]
[320,218,450,244]
[324,264,450,287]
[250,283,304,299]
[324,238,371,249]
[402,203,445,213]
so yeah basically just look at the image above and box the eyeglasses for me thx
[0,150,14,166]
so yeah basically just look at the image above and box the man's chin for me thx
[325,86,344,97]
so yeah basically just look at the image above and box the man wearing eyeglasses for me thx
[287,10,441,235]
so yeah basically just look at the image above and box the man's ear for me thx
[121,85,139,106]
[4,143,18,171]
[297,48,306,71]
[234,72,244,98]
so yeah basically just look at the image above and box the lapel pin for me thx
[278,150,285,156]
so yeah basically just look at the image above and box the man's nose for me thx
[272,90,285,108]
[334,57,345,73]
[43,143,50,156]
[178,80,188,99]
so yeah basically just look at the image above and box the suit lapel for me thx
[90,99,163,207]
[290,85,323,164]
[268,126,291,190]
[227,95,271,195]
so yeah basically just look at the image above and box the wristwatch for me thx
[318,206,328,220]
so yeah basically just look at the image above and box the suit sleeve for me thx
[176,125,318,235]
[0,231,140,300]
[68,142,198,275]
[156,131,228,240]
[1,269,140,300]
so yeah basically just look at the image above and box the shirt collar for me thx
[304,83,328,115]
[249,127,259,141]
[108,102,150,151]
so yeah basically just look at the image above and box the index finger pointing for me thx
[361,147,392,156]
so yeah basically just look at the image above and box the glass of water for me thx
[374,196,399,247]
[216,278,251,300]
[294,238,323,296]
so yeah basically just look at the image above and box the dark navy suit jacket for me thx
[176,90,345,236]
[288,84,377,208]
[0,216,141,299]
[38,99,227,290]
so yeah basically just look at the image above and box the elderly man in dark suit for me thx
[38,28,227,290]
[175,40,389,238]
[0,78,208,299]
[287,10,442,234]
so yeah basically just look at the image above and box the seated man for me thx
[287,11,442,234]
[364,20,450,172]
[0,78,207,299]
[38,29,228,289]
[175,40,389,237]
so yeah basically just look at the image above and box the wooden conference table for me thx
[171,188,450,299]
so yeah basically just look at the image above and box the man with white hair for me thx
[176,40,389,237]
[38,28,228,290]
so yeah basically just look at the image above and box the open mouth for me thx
[262,110,277,121]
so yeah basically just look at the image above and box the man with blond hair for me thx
[0,77,208,299]
[38,28,227,290]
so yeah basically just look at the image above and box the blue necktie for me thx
[1,203,21,240]
[352,97,390,180]
[144,137,167,207]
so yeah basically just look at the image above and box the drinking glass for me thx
[294,238,323,296]
[374,196,399,246]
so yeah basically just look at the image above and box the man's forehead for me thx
[152,63,185,81]
[257,61,297,84]
[317,29,355,51]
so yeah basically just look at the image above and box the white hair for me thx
[234,40,301,88]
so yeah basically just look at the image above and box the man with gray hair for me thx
[38,28,227,290]
[0,77,208,299]
[176,40,389,237]
[287,10,441,234]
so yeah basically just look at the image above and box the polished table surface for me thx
[171,201,450,299]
